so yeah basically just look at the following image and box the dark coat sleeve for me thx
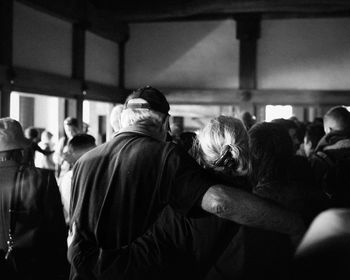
[40,169,70,279]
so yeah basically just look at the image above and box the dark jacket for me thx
[0,160,69,280]
[68,126,213,280]
[310,131,350,206]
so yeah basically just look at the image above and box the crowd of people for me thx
[0,86,350,280]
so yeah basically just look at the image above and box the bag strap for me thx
[141,146,173,232]
[315,151,336,169]
[5,165,24,260]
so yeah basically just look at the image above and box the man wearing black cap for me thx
[68,86,305,280]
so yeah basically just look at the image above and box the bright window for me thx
[265,105,293,122]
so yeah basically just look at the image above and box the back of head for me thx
[324,106,350,134]
[24,126,39,141]
[272,118,301,152]
[68,134,96,153]
[249,122,294,184]
[179,131,196,152]
[64,117,79,128]
[66,134,96,164]
[193,115,250,177]
[272,118,298,131]
[121,86,170,138]
[305,123,325,150]
[110,104,124,132]
[64,117,80,139]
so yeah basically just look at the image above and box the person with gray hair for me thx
[109,104,124,134]
[122,116,253,279]
[68,86,305,280]
[0,118,68,280]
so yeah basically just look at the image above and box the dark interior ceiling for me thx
[17,0,350,42]
[20,0,350,22]
[88,0,350,21]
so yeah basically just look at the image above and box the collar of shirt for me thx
[116,125,165,142]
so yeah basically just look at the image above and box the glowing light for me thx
[265,105,293,122]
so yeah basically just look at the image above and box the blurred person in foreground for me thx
[310,106,350,207]
[59,134,96,225]
[0,118,68,280]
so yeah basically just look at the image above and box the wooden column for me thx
[118,40,126,90]
[72,22,86,130]
[235,15,260,116]
[0,86,11,118]
[0,0,13,117]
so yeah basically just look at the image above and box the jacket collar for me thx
[116,125,165,142]
[324,139,350,151]
[316,130,350,152]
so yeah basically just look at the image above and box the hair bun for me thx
[213,145,239,170]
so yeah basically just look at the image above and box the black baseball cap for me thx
[125,86,170,115]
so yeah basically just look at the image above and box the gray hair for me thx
[120,107,167,131]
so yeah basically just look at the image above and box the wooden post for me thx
[0,0,13,117]
[235,15,260,116]
[0,86,11,118]
[72,22,86,131]
[118,40,126,90]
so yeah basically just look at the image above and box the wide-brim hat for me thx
[0,118,31,152]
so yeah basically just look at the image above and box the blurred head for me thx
[178,131,196,153]
[121,86,170,141]
[40,130,53,143]
[324,106,350,134]
[272,118,301,153]
[64,117,80,139]
[110,104,124,133]
[249,122,294,184]
[193,116,250,177]
[0,118,30,153]
[242,111,256,131]
[24,126,39,142]
[304,124,325,157]
[64,134,96,165]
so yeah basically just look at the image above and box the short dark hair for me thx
[68,134,96,152]
[64,117,79,127]
[24,126,39,140]
[305,124,325,149]
[249,122,294,184]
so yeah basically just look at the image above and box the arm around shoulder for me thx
[201,184,306,241]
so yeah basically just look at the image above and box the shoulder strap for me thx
[315,151,336,169]
[5,165,25,260]
[141,145,174,232]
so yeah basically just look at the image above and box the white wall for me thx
[13,2,72,76]
[83,100,114,144]
[85,32,119,86]
[126,20,239,89]
[258,18,350,90]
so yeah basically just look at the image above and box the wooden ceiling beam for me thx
[163,88,350,106]
[88,0,350,22]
